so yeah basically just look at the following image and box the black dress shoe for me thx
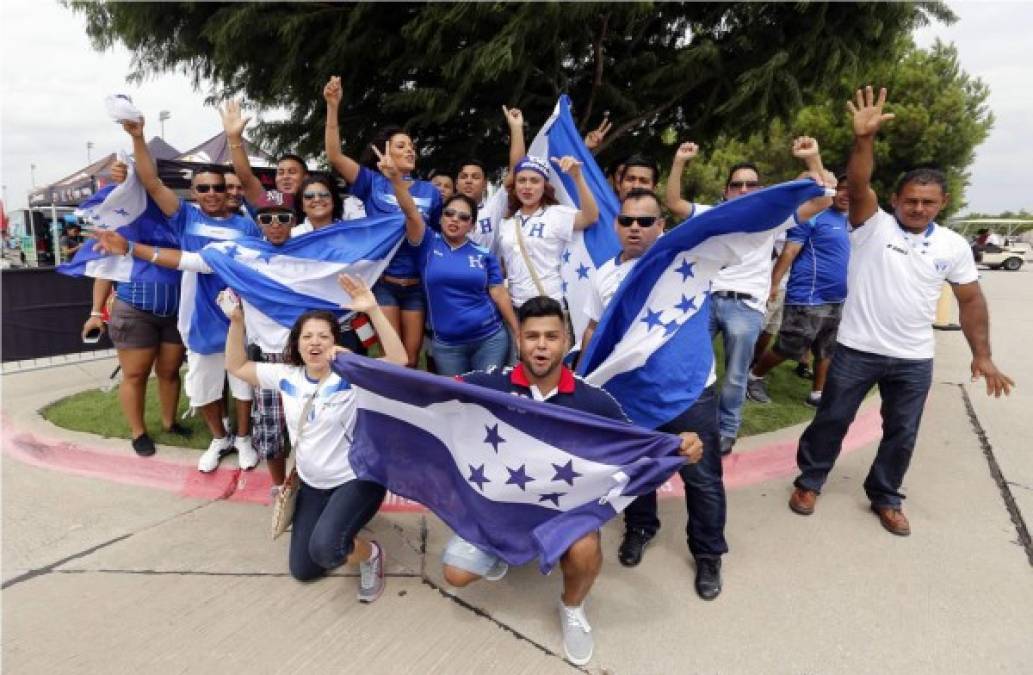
[131,433,156,457]
[694,556,722,600]
[618,528,654,567]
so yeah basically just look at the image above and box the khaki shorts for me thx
[107,298,182,350]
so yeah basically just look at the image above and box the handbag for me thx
[271,373,327,540]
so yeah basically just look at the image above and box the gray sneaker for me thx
[484,557,509,582]
[558,602,594,666]
[745,375,771,403]
[357,541,385,603]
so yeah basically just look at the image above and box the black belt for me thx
[712,290,757,302]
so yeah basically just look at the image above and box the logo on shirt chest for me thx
[885,243,909,256]
[933,258,951,274]
[468,255,484,269]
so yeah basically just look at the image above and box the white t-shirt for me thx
[497,204,577,306]
[178,252,289,355]
[468,188,508,255]
[584,255,637,323]
[837,209,978,359]
[255,363,358,489]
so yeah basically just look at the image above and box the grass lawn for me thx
[41,340,821,452]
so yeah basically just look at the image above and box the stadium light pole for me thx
[87,141,94,164]
[30,163,37,187]
[159,110,171,139]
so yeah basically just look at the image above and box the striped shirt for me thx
[115,280,180,317]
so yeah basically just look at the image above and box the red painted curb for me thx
[1,407,882,510]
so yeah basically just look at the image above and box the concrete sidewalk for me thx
[2,269,1031,674]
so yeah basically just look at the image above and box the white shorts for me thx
[184,351,253,407]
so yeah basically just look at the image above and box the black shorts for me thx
[773,303,843,361]
[108,298,182,350]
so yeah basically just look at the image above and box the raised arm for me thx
[374,144,425,244]
[791,137,834,222]
[552,156,599,230]
[219,100,265,204]
[338,274,407,366]
[584,116,613,155]
[665,142,698,221]
[503,106,526,177]
[846,86,895,227]
[323,76,361,184]
[225,305,259,387]
[952,282,1014,398]
[121,119,179,217]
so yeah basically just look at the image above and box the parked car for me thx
[977,243,1026,271]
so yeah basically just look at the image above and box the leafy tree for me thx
[669,39,993,216]
[68,1,952,177]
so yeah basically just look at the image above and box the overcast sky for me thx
[2,1,1031,214]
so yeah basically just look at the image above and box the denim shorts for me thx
[442,534,501,576]
[372,278,425,311]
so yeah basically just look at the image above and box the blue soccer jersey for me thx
[350,166,442,279]
[169,200,261,353]
[785,207,851,305]
[415,231,504,345]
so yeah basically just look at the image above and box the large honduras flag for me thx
[528,96,621,345]
[199,216,404,328]
[57,157,181,285]
[577,180,826,429]
[332,353,684,573]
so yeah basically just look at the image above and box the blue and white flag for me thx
[528,96,621,345]
[578,180,826,429]
[332,353,684,573]
[57,157,181,284]
[199,216,404,328]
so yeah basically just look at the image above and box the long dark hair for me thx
[286,310,343,367]
[296,173,343,222]
[505,180,559,218]
[359,125,412,171]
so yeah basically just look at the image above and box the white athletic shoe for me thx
[197,436,232,473]
[234,435,259,470]
[357,541,385,603]
[484,557,509,582]
[559,601,594,666]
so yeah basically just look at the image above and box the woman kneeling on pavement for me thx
[225,274,408,600]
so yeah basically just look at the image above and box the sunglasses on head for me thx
[617,215,659,227]
[303,191,332,200]
[442,208,473,223]
[728,180,761,190]
[194,183,226,194]
[257,213,294,226]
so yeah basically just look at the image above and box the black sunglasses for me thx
[727,180,761,190]
[195,183,226,193]
[443,208,473,223]
[257,213,294,226]
[303,191,332,200]
[617,215,659,227]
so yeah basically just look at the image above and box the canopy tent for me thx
[156,131,277,191]
[28,137,181,207]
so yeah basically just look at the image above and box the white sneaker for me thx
[197,436,231,473]
[357,541,385,603]
[484,557,509,582]
[558,601,594,666]
[234,435,259,470]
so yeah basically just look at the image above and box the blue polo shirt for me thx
[169,201,261,354]
[414,231,504,345]
[785,207,850,305]
[351,166,442,279]
[461,364,629,422]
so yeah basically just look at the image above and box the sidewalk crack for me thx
[959,385,1033,567]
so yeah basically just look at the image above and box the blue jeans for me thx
[432,326,510,377]
[709,295,764,439]
[289,478,386,581]
[794,344,933,508]
[623,385,728,557]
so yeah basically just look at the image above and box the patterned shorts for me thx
[251,350,288,460]
[774,303,843,361]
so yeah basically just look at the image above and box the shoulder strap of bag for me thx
[285,371,329,476]
[514,213,547,297]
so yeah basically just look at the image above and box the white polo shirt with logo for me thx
[837,209,978,360]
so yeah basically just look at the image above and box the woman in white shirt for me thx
[226,274,407,602]
[497,155,600,309]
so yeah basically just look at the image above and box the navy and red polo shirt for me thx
[460,363,629,423]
